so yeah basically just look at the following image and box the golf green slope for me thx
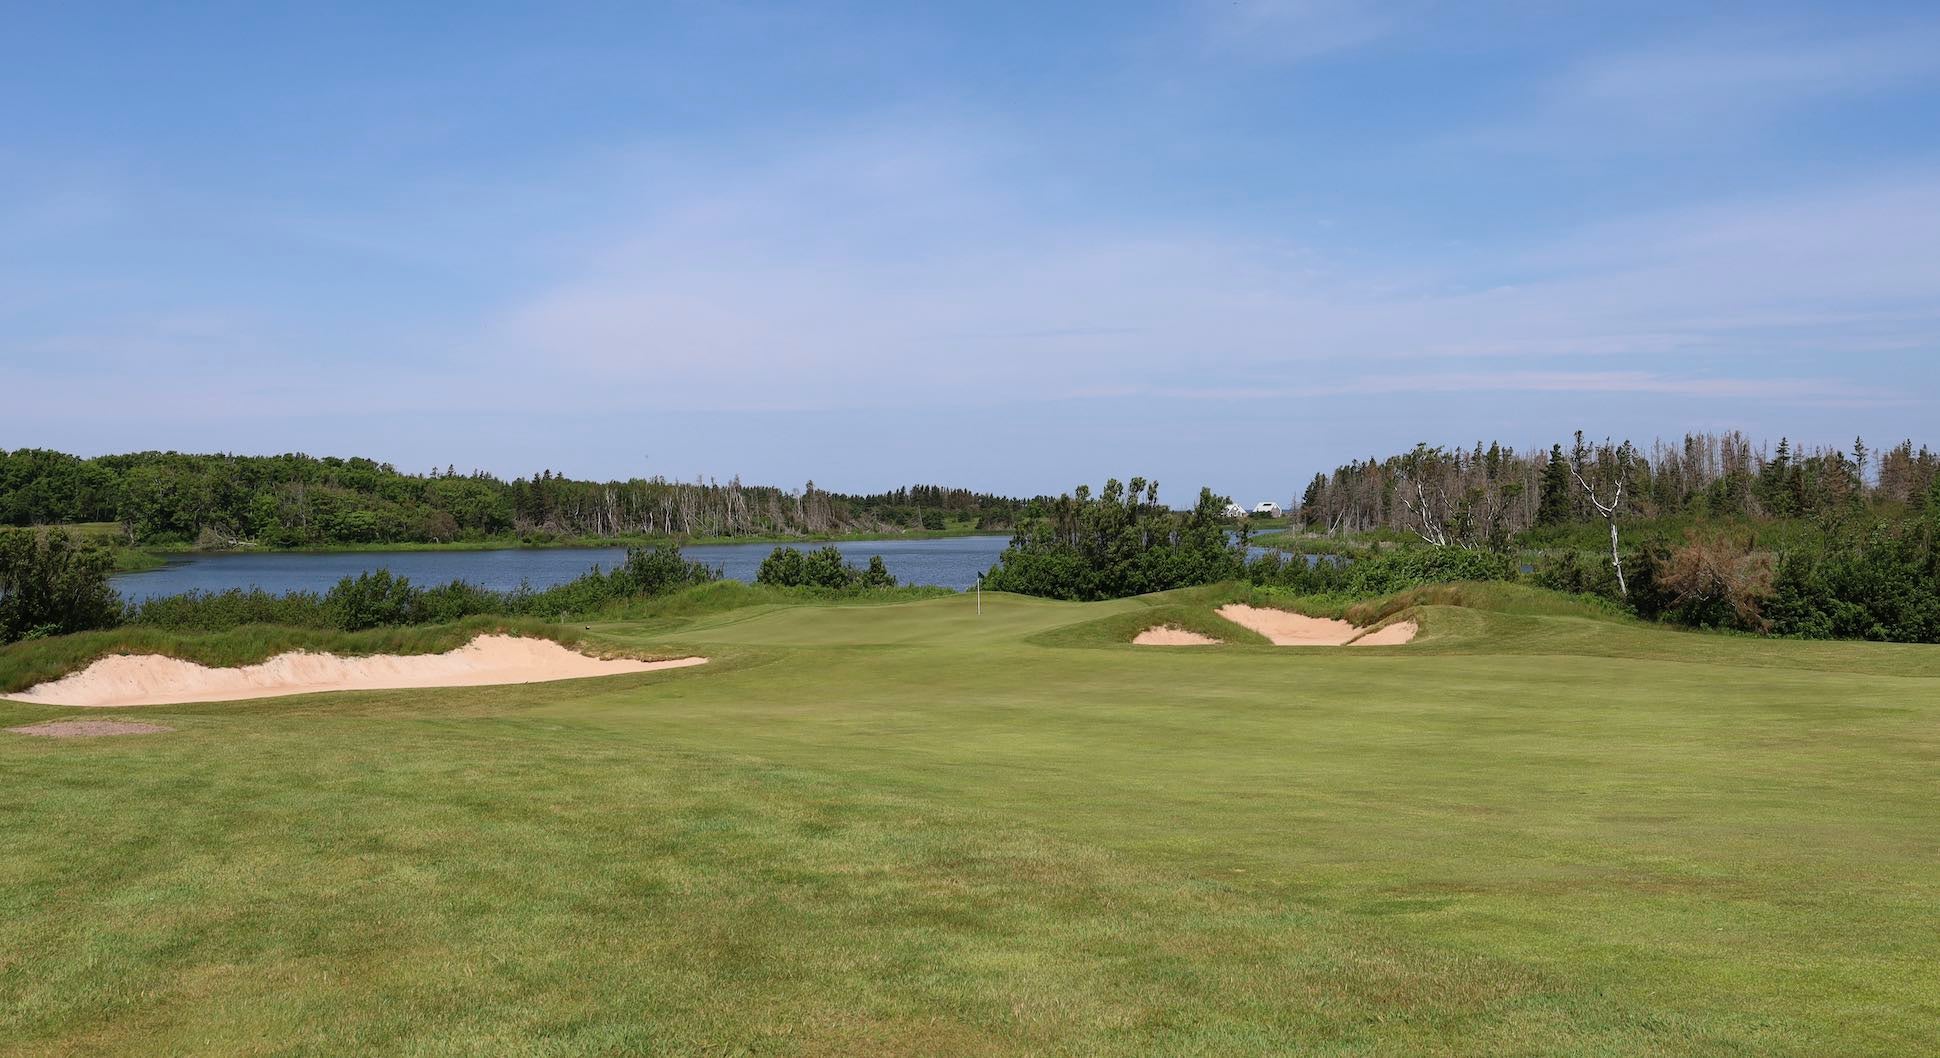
[3,588,1936,1055]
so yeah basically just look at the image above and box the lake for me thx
[111,536,1017,602]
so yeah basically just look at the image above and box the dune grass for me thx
[2,587,1937,1055]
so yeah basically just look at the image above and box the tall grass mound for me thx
[1342,580,1627,628]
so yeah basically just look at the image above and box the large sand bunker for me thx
[3,635,707,708]
[1133,626,1219,645]
[1215,604,1417,647]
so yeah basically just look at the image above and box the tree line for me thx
[1296,431,1940,642]
[979,476,1532,603]
[1299,432,1939,542]
[0,448,1027,547]
[980,447,1939,643]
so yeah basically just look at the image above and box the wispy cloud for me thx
[1568,28,1940,116]
[1464,22,1940,150]
[12,119,1935,431]
[1080,371,1911,408]
[454,117,1940,418]
[1194,0,1402,62]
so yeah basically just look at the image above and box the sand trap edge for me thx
[1347,619,1420,646]
[1133,626,1220,646]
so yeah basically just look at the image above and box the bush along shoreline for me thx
[0,530,939,647]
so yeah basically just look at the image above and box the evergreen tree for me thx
[1760,438,1795,516]
[1537,444,1572,526]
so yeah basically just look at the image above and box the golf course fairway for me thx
[3,586,1936,1055]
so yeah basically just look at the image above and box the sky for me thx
[4,1,1938,504]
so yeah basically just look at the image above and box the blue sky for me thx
[4,1,1938,503]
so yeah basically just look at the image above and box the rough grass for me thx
[2,587,1937,1054]
[108,548,167,573]
[1340,580,1627,626]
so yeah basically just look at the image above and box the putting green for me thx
[2,588,1936,1055]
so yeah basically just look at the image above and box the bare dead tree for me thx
[1569,431,1634,596]
[1401,477,1451,546]
[1394,444,1455,546]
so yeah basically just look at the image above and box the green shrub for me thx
[324,569,420,630]
[984,481,1240,601]
[756,546,897,590]
[128,588,332,631]
[609,545,721,597]
[1530,551,1623,599]
[1762,522,1940,642]
[126,544,723,634]
[1246,551,1349,595]
[1342,547,1516,595]
[0,529,121,643]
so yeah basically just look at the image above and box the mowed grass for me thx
[2,589,1937,1055]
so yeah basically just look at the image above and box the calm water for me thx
[112,536,1016,602]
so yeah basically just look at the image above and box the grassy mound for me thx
[1029,602,1270,648]
[1341,580,1624,627]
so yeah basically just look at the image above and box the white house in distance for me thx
[1252,501,1283,518]
[1222,502,1248,519]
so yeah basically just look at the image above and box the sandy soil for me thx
[2,635,707,708]
[8,719,174,738]
[1133,626,1219,645]
[1216,604,1418,647]
[1349,620,1419,646]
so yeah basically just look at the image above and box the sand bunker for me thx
[8,719,174,738]
[1217,604,1360,645]
[3,635,707,708]
[1134,626,1219,646]
[1216,604,1417,647]
[1349,620,1418,646]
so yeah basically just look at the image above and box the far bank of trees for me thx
[0,448,1027,548]
[1297,432,1940,643]
[978,435,1940,644]
[1300,432,1939,541]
